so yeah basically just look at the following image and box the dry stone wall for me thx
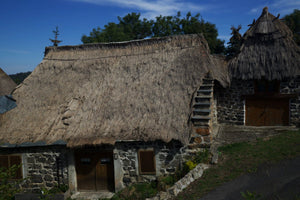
[280,76,300,126]
[215,80,254,125]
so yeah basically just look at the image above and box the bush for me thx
[0,165,23,200]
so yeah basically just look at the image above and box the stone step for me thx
[191,121,209,126]
[199,85,213,90]
[197,89,212,95]
[193,102,211,109]
[195,96,212,103]
[193,109,211,115]
[191,116,211,121]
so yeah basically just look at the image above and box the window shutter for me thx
[0,155,9,169]
[9,155,22,179]
[139,150,156,174]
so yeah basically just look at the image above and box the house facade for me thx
[0,7,299,196]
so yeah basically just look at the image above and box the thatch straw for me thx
[230,7,300,80]
[0,68,16,96]
[0,34,229,147]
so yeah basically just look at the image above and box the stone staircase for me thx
[189,74,214,149]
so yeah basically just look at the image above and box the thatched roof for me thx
[0,68,16,96]
[0,34,229,147]
[230,7,300,80]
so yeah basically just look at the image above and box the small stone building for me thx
[0,7,299,197]
[215,7,300,127]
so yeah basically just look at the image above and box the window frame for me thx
[138,149,156,175]
[0,154,23,180]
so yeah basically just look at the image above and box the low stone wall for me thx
[146,163,209,200]
[115,140,185,187]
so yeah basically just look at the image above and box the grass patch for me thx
[175,130,300,200]
[111,182,158,200]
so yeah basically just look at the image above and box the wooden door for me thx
[75,151,114,191]
[246,98,289,126]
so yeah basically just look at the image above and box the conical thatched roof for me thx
[0,68,16,96]
[0,34,229,147]
[230,7,300,80]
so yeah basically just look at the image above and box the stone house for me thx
[0,7,299,197]
[0,34,228,196]
[215,7,300,129]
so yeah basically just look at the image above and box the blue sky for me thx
[0,0,299,74]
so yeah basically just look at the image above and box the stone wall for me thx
[115,140,185,187]
[215,80,254,125]
[215,77,300,127]
[280,76,300,126]
[0,145,68,193]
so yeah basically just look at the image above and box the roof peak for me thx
[262,6,269,15]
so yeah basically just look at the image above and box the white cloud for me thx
[249,0,299,16]
[70,0,207,19]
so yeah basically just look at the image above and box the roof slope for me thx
[229,7,300,80]
[0,68,16,96]
[0,34,229,147]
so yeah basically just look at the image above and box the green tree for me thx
[283,9,300,46]
[81,12,225,54]
[152,12,225,53]
[82,13,152,43]
[225,25,242,60]
[118,13,153,40]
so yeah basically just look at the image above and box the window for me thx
[138,149,156,175]
[0,155,22,179]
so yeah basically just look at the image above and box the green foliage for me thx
[283,9,300,46]
[225,25,242,60]
[0,164,23,200]
[193,149,210,164]
[81,11,225,54]
[241,190,262,200]
[82,13,153,44]
[185,160,197,171]
[39,184,68,200]
[111,182,157,200]
[9,71,31,85]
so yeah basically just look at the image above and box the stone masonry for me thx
[115,140,185,187]
[0,145,68,193]
[215,79,254,125]
[280,76,300,126]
